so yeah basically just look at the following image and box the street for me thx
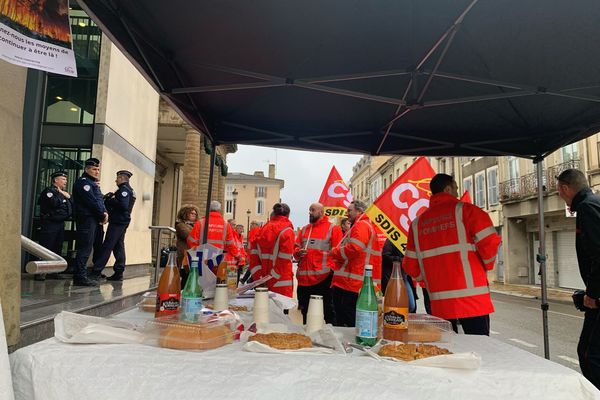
[490,292,583,372]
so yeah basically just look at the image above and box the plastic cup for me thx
[306,295,325,333]
[213,284,229,311]
[253,287,270,324]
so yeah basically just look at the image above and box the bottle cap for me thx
[255,287,268,292]
[365,264,373,271]
[310,295,323,300]
[216,283,227,287]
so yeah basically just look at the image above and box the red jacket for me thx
[330,216,382,293]
[252,216,295,297]
[233,230,246,267]
[294,217,343,286]
[404,193,501,319]
[187,211,239,258]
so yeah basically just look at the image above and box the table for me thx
[10,300,600,400]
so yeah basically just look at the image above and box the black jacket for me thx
[105,182,136,225]
[571,188,600,299]
[73,172,106,220]
[38,186,72,222]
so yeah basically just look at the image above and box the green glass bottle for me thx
[355,264,378,346]
[181,257,203,322]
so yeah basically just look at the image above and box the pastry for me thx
[378,343,451,361]
[248,332,313,350]
[159,322,232,350]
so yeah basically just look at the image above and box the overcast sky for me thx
[227,145,362,227]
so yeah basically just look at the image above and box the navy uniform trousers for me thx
[92,223,128,275]
[74,216,104,280]
[39,221,64,255]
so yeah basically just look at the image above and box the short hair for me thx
[557,169,588,192]
[351,200,367,212]
[340,218,349,225]
[430,173,455,194]
[236,224,244,229]
[273,202,290,217]
[210,200,221,211]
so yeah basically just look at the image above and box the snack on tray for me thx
[159,322,233,350]
[228,305,249,312]
[205,304,249,312]
[378,343,452,361]
[248,333,313,350]
[407,324,443,342]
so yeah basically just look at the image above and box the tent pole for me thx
[534,156,550,359]
[202,143,217,245]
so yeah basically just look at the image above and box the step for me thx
[12,271,156,352]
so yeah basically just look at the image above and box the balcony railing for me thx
[499,159,581,202]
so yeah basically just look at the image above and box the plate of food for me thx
[369,341,481,369]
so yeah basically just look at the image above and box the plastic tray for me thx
[136,291,156,313]
[143,311,242,351]
[406,313,454,343]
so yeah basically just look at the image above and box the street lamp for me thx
[246,209,251,240]
[232,188,238,219]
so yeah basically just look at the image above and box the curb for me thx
[491,289,536,299]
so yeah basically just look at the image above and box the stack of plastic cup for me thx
[253,287,270,325]
[213,283,229,311]
[306,295,325,333]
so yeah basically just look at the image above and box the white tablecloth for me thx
[10,300,600,400]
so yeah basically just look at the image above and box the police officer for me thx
[90,170,136,281]
[72,158,108,286]
[36,170,72,281]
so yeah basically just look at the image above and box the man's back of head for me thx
[430,174,455,195]
[210,200,221,211]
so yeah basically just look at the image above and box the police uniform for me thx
[73,158,107,286]
[91,170,136,281]
[36,171,72,280]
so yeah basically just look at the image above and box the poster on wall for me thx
[0,0,77,76]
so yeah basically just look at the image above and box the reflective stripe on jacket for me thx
[186,211,239,258]
[254,216,295,297]
[403,192,501,320]
[330,216,382,293]
[294,217,343,286]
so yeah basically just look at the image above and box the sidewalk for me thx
[489,282,574,304]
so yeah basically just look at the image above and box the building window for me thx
[225,200,234,214]
[507,156,519,194]
[396,168,400,178]
[257,199,264,215]
[383,178,387,189]
[226,185,234,197]
[438,158,446,174]
[562,143,578,162]
[255,186,266,198]
[487,167,499,205]
[475,172,486,208]
[463,176,473,198]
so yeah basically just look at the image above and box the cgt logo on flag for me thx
[366,157,435,253]
[319,166,353,218]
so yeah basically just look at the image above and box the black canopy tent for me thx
[79,0,600,359]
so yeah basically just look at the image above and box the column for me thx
[198,134,211,213]
[181,124,201,207]
[0,63,26,346]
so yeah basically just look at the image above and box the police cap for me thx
[116,170,133,178]
[85,158,100,167]
[51,170,68,179]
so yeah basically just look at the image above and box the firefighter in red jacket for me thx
[253,203,295,297]
[187,201,240,261]
[404,174,501,335]
[330,200,382,327]
[294,203,343,324]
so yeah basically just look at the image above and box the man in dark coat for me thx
[36,170,72,281]
[557,168,600,390]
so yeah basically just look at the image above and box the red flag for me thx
[318,166,353,218]
[365,157,436,253]
[460,190,472,204]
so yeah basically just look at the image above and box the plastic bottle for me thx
[383,257,409,341]
[155,250,181,317]
[180,257,203,321]
[355,265,378,346]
